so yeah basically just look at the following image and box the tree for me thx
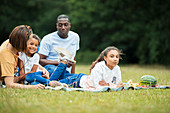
[68,0,170,65]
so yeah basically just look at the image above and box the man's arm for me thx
[71,55,76,74]
[39,53,59,66]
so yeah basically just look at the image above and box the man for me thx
[38,14,80,74]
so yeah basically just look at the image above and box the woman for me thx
[0,25,45,89]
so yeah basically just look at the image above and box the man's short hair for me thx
[57,14,70,23]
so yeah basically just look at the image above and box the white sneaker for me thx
[54,47,76,64]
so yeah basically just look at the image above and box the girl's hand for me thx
[42,74,49,79]
[109,82,117,88]
[42,68,49,79]
[116,81,124,88]
[99,80,109,86]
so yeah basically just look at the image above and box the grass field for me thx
[0,65,170,113]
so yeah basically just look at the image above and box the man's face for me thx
[56,18,71,38]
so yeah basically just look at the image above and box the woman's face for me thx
[26,37,39,57]
[104,50,119,69]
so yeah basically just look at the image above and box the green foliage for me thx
[68,0,170,65]
[0,0,69,40]
[77,50,100,64]
[0,0,170,65]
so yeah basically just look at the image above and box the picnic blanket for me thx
[45,83,170,92]
[1,83,169,92]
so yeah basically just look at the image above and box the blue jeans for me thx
[26,63,70,85]
[14,67,19,77]
[59,73,85,88]
[44,64,72,79]
[26,71,50,85]
[26,63,86,87]
[46,64,86,87]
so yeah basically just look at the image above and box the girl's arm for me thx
[109,66,123,88]
[22,53,40,74]
[18,58,38,81]
[115,66,122,85]
[31,53,49,79]
[115,66,123,88]
[90,65,103,88]
[38,64,44,70]
[14,59,26,83]
[18,59,39,82]
[18,58,25,76]
[26,64,38,74]
[99,80,109,86]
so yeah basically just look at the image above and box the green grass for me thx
[0,65,170,113]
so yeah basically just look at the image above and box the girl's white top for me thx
[19,52,41,73]
[80,61,121,88]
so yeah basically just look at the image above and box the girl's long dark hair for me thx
[89,46,123,73]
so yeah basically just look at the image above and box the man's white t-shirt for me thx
[80,61,122,88]
[38,31,80,72]
[19,52,41,73]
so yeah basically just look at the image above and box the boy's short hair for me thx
[9,25,32,52]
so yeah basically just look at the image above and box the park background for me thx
[0,1,170,113]
[0,0,170,66]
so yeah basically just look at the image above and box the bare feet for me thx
[49,81,68,88]
[49,81,62,87]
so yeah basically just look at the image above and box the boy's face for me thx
[26,37,39,56]
[104,50,119,69]
[56,18,71,38]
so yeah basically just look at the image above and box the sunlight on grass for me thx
[0,65,170,113]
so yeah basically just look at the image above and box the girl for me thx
[49,46,123,88]
[18,34,67,87]
[80,46,123,88]
[0,25,45,89]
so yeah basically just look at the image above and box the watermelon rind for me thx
[140,75,157,87]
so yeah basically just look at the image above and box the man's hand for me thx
[67,61,74,67]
